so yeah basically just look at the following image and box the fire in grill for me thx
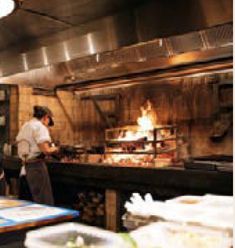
[104,101,179,167]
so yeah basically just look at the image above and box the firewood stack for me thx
[73,191,105,227]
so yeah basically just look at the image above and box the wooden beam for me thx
[91,97,113,128]
[105,189,120,232]
[81,94,119,101]
[56,92,76,132]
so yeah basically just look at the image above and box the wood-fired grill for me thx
[104,101,179,167]
[105,125,178,167]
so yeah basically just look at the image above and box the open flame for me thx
[105,100,158,165]
[137,100,157,141]
[105,100,176,167]
[137,100,155,132]
[117,100,156,142]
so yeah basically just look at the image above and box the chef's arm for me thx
[38,142,59,155]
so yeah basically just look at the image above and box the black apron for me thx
[25,161,54,205]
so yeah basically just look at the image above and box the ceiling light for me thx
[0,0,17,19]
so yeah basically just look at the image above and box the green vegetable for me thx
[66,240,79,248]
[118,233,138,248]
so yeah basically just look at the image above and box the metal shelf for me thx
[106,137,177,143]
[105,148,176,155]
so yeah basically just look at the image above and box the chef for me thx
[16,105,59,205]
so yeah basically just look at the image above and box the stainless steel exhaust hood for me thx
[0,0,232,88]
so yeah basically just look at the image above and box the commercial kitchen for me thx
[0,0,233,247]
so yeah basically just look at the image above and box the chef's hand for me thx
[38,142,59,155]
[51,146,60,154]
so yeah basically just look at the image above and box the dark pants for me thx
[19,176,32,201]
[0,178,6,196]
[20,162,54,205]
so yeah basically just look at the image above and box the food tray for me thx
[130,222,233,248]
[25,222,128,248]
[166,195,203,205]
[124,194,233,232]
[165,195,233,230]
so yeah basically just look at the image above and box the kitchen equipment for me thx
[105,125,179,167]
[184,155,233,171]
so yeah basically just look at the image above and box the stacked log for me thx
[73,190,105,227]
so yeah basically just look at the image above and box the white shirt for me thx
[16,118,51,161]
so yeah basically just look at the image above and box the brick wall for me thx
[11,86,79,145]
[9,70,232,158]
[9,86,18,143]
